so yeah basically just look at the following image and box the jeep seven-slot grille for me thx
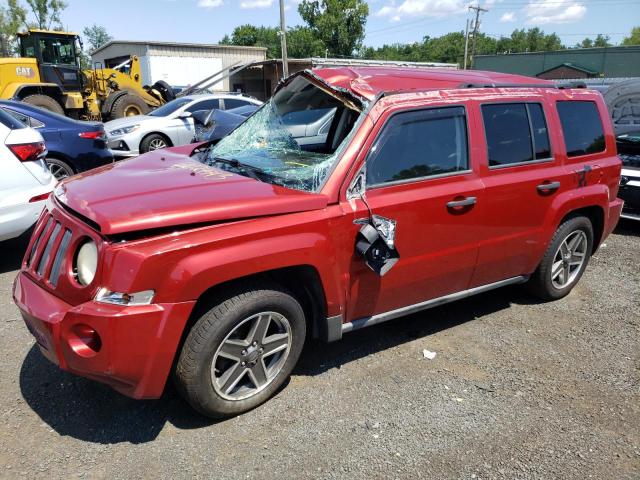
[27,213,73,288]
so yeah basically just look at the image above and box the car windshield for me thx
[149,98,192,117]
[206,76,361,192]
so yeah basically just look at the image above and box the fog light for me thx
[95,288,154,306]
[68,324,102,357]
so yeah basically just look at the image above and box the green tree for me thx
[25,0,67,30]
[622,26,640,46]
[82,24,112,52]
[287,26,325,58]
[221,24,280,58]
[298,0,368,57]
[0,0,27,56]
[593,34,611,47]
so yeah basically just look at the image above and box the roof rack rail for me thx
[557,81,587,89]
[458,82,559,89]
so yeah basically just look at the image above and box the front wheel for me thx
[527,216,594,300]
[174,284,306,418]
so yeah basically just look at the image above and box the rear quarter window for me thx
[557,101,605,157]
[0,108,27,130]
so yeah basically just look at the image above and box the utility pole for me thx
[463,19,470,70]
[279,0,289,79]
[468,3,488,69]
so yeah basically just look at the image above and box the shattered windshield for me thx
[206,75,361,192]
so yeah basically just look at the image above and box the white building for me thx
[91,40,267,91]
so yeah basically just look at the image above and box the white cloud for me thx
[524,0,586,25]
[500,11,516,22]
[240,0,274,7]
[198,0,223,7]
[376,0,468,21]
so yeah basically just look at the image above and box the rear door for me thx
[345,103,485,321]
[470,98,571,287]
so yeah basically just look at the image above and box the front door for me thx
[345,104,485,322]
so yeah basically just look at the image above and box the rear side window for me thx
[0,108,26,130]
[224,98,250,110]
[366,106,469,186]
[482,103,551,167]
[557,101,605,157]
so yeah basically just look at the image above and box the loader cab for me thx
[18,30,82,92]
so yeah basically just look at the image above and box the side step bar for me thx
[324,276,528,342]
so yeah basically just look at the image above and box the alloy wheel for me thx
[148,138,167,150]
[47,161,70,180]
[551,230,588,289]
[211,312,292,401]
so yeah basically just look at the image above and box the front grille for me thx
[27,212,74,288]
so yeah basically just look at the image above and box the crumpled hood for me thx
[55,149,328,235]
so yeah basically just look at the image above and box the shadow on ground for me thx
[0,232,30,275]
[19,284,525,445]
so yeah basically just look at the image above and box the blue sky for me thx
[55,0,640,50]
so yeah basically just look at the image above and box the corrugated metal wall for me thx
[474,46,640,78]
[92,43,266,90]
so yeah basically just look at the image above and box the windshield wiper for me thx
[210,156,271,183]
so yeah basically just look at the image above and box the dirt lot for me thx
[0,221,638,479]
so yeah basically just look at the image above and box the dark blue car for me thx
[0,100,113,180]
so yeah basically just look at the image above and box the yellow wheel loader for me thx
[0,30,174,120]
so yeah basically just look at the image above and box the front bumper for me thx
[107,135,139,158]
[619,168,640,221]
[13,272,195,399]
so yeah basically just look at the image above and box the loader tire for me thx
[152,80,175,102]
[110,93,150,119]
[22,94,64,115]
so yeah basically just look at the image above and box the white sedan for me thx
[0,109,57,242]
[105,93,263,157]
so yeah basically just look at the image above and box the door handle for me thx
[537,181,561,193]
[446,196,477,209]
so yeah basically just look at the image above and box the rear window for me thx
[482,103,551,167]
[0,108,26,129]
[557,101,605,157]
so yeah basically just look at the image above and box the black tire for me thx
[22,94,64,115]
[45,157,74,180]
[527,216,594,301]
[139,133,170,153]
[110,93,150,119]
[152,80,175,102]
[174,283,306,418]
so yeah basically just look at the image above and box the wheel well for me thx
[45,153,75,173]
[179,266,328,351]
[16,86,63,102]
[140,132,172,150]
[560,206,605,253]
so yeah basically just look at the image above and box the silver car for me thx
[105,94,263,157]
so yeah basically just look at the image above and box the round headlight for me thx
[76,240,97,286]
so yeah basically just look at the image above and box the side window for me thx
[185,99,220,113]
[2,108,30,125]
[224,98,250,110]
[366,106,469,186]
[482,103,552,167]
[557,101,605,157]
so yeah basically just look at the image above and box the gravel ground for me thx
[0,220,638,479]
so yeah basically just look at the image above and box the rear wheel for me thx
[45,157,74,180]
[174,283,306,418]
[110,93,149,119]
[527,216,593,300]
[22,94,64,115]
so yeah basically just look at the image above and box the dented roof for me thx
[311,67,554,101]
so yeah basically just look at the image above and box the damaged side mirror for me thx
[355,215,400,277]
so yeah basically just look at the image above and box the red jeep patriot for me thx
[14,68,623,418]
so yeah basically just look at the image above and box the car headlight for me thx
[95,288,155,306]
[75,240,97,286]
[109,124,140,136]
